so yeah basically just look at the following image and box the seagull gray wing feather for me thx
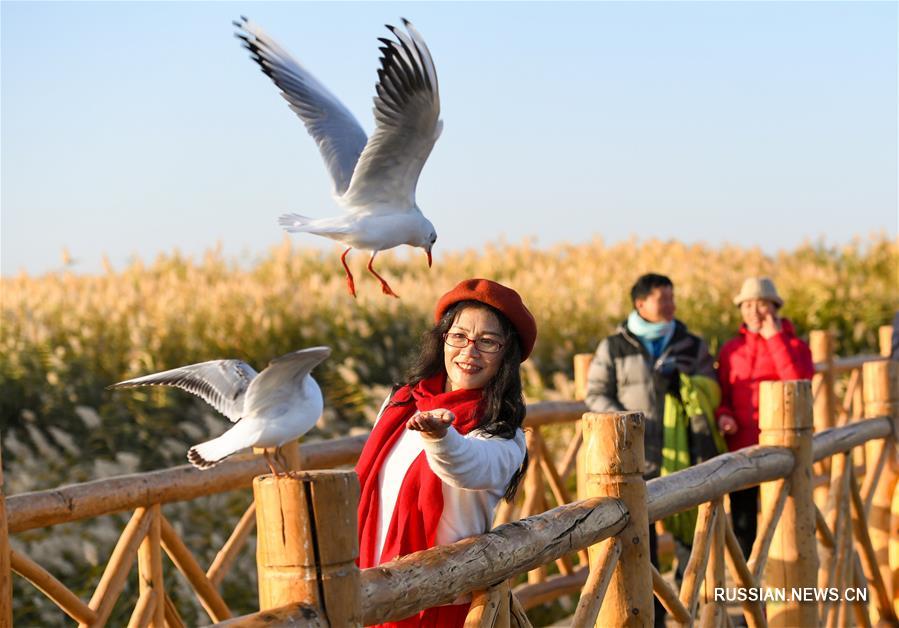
[235,17,368,196]
[341,19,442,212]
[244,346,332,416]
[109,360,258,422]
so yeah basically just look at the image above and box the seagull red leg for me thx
[367,251,399,298]
[275,447,297,478]
[340,247,356,298]
[262,449,280,478]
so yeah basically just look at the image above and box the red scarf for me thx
[356,372,484,627]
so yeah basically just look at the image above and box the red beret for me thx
[434,278,537,360]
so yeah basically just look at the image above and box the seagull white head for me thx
[415,217,437,268]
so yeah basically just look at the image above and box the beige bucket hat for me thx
[733,277,783,307]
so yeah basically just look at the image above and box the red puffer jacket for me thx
[716,319,814,451]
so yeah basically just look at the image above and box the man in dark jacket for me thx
[585,273,716,627]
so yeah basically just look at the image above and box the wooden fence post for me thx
[811,330,836,430]
[759,380,817,627]
[700,498,726,627]
[136,504,164,627]
[879,325,894,358]
[893,485,899,620]
[523,429,548,584]
[862,358,899,620]
[0,443,12,628]
[575,353,592,504]
[811,330,835,511]
[254,470,360,627]
[582,411,651,626]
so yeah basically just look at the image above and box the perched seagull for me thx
[109,347,331,476]
[235,16,441,298]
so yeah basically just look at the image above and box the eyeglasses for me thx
[443,332,505,354]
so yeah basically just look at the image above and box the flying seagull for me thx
[235,16,441,298]
[109,347,331,476]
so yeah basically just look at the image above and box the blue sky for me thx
[2,1,896,275]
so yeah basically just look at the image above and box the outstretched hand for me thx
[407,409,455,439]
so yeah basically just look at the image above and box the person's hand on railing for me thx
[717,414,738,435]
[407,409,455,440]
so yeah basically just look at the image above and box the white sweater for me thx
[375,422,527,564]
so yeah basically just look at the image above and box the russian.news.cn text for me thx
[714,588,867,603]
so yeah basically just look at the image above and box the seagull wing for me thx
[109,360,258,422]
[341,19,442,212]
[243,346,331,416]
[235,17,369,197]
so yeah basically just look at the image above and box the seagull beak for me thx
[426,246,433,268]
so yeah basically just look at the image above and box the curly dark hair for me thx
[396,300,529,501]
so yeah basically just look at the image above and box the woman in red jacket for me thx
[716,277,814,557]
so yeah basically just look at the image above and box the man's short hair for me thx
[631,273,674,305]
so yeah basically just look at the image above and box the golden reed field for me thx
[2,234,897,474]
[1,235,896,624]
[3,234,897,456]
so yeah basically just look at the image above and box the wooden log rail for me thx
[513,344,897,619]
[216,496,628,627]
[422,365,894,625]
[816,353,887,375]
[508,415,896,624]
[216,417,893,626]
[5,401,585,535]
[5,436,367,534]
[0,401,594,627]
[9,422,897,627]
[360,497,629,625]
[219,410,896,626]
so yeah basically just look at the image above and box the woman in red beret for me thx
[356,278,536,627]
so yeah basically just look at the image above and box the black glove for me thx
[654,353,695,376]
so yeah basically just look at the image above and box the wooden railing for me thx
[3,436,364,627]
[2,327,896,626]
[227,361,897,627]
